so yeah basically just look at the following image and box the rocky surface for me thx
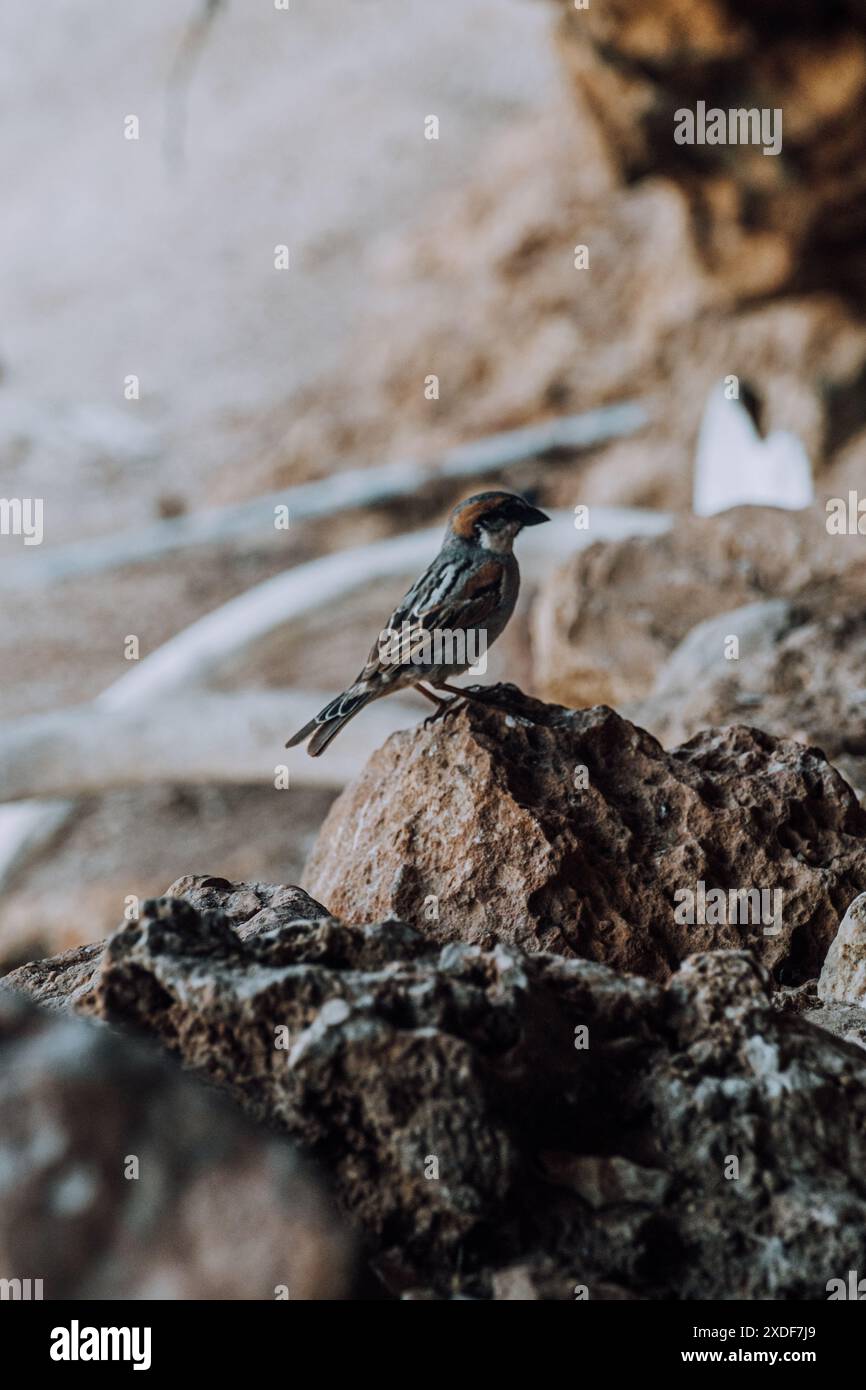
[152,875,331,939]
[774,972,866,1054]
[531,505,862,708]
[555,0,866,304]
[7,882,866,1299]
[819,892,866,1007]
[634,601,866,803]
[532,506,866,799]
[302,687,866,984]
[0,988,353,1300]
[258,117,866,519]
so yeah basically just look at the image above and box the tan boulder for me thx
[531,506,862,709]
[819,892,866,1007]
[301,687,866,983]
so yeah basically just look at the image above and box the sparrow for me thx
[286,490,550,755]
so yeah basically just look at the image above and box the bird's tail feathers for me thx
[285,685,374,755]
[306,709,359,756]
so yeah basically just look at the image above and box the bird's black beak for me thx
[521,504,550,527]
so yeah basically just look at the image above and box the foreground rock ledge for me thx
[302,688,866,983]
[6,879,866,1299]
[0,988,353,1299]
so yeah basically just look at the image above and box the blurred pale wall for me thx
[0,0,557,538]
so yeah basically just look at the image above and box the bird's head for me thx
[447,491,550,553]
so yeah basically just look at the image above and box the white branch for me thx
[98,507,672,708]
[0,403,648,591]
[0,691,420,800]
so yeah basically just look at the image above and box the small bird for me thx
[286,490,549,755]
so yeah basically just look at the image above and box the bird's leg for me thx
[432,680,524,712]
[420,679,477,727]
[420,681,526,730]
[432,680,471,698]
[415,682,449,709]
[416,682,457,727]
[433,680,500,705]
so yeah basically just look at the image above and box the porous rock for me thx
[633,602,866,804]
[555,0,866,302]
[819,892,866,1007]
[7,884,866,1300]
[6,875,332,1013]
[531,505,862,709]
[0,989,353,1300]
[159,874,331,939]
[302,687,866,983]
[775,981,866,1055]
[531,506,866,798]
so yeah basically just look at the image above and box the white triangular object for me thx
[693,383,813,517]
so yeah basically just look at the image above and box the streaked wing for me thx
[359,554,506,676]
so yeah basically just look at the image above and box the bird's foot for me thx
[441,681,524,712]
[422,696,464,728]
[422,683,529,730]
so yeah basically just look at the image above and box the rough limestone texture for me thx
[531,506,864,710]
[555,0,866,303]
[531,507,866,801]
[302,688,866,984]
[157,874,332,937]
[0,989,353,1300]
[7,883,866,1300]
[633,601,866,804]
[775,977,866,1055]
[819,892,866,1007]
